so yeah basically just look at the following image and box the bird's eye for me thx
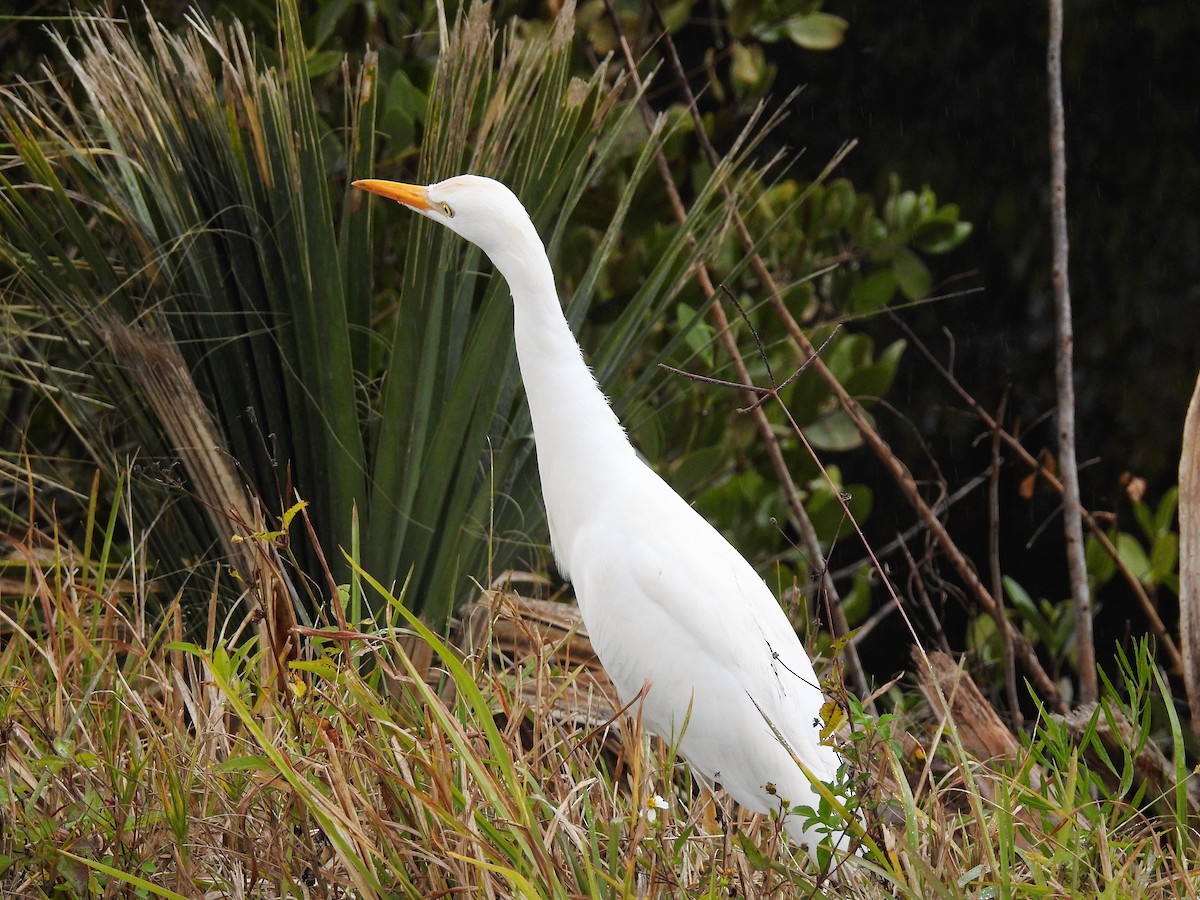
[440,202,454,218]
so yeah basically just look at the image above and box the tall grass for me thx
[1,481,1196,897]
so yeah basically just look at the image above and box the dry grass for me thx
[1,486,1198,898]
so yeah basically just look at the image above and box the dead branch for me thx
[914,649,1022,764]
[1048,0,1097,703]
[1179,373,1200,742]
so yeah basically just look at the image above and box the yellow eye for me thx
[440,202,454,218]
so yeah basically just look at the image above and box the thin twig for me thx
[1048,0,1096,704]
[769,289,1065,709]
[989,395,1023,728]
[896,534,952,654]
[660,314,842,415]
[828,470,990,585]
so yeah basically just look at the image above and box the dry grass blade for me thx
[102,321,301,679]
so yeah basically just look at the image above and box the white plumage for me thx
[355,174,853,859]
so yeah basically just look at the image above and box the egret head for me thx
[353,174,539,271]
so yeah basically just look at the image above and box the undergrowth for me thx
[1,484,1197,898]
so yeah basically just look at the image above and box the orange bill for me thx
[352,179,431,210]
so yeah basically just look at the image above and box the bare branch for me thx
[1179,373,1200,742]
[1049,0,1097,704]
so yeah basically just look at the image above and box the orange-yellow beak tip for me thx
[353,178,431,210]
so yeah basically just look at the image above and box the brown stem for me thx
[1048,0,1096,704]
[989,396,1024,728]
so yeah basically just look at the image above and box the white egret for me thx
[355,174,855,860]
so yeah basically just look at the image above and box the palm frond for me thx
[1,0,752,626]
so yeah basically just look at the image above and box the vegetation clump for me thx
[1,0,1197,896]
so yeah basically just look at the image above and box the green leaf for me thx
[850,269,898,313]
[841,566,873,626]
[1149,532,1179,585]
[305,49,343,79]
[886,189,919,231]
[805,408,867,452]
[1132,496,1156,540]
[730,41,766,91]
[1115,532,1153,585]
[784,12,849,50]
[1085,533,1117,589]
[967,611,998,656]
[1004,575,1054,643]
[1154,487,1180,535]
[727,0,763,38]
[659,0,693,33]
[843,339,906,401]
[913,216,973,254]
[675,302,716,369]
[380,69,426,151]
[893,246,932,300]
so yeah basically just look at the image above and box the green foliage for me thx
[996,575,1077,672]
[1087,487,1180,595]
[971,485,1183,704]
[0,0,751,625]
[1,1,372,614]
[638,171,968,582]
[0,0,977,638]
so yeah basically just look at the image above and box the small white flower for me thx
[643,794,669,823]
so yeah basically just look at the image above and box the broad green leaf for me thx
[805,408,867,452]
[893,246,932,300]
[1149,532,1178,585]
[851,269,898,313]
[914,214,973,254]
[1115,532,1152,585]
[784,12,848,51]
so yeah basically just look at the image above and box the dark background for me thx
[666,0,1200,681]
[800,0,1200,678]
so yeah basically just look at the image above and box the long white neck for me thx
[487,233,640,580]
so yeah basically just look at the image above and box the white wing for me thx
[565,462,841,819]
